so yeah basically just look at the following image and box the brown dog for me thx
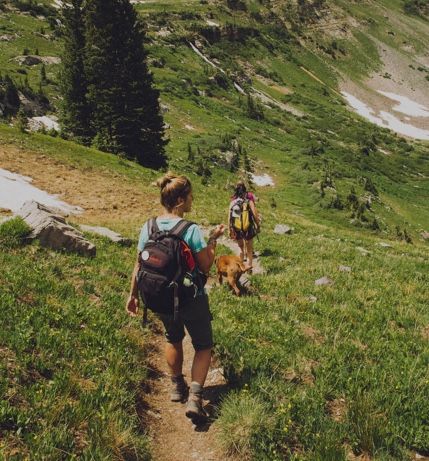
[215,255,252,296]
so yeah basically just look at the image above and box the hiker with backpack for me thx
[228,181,260,270]
[126,172,225,422]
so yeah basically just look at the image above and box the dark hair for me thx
[156,172,192,211]
[234,181,247,199]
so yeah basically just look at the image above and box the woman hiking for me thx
[228,181,260,271]
[126,172,224,421]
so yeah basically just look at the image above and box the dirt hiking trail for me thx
[143,236,263,461]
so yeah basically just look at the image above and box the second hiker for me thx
[228,181,260,270]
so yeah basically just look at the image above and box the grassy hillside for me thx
[1,0,428,238]
[1,0,429,460]
[0,220,152,459]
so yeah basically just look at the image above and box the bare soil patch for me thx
[142,331,230,461]
[0,144,159,230]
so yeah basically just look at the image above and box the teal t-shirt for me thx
[137,217,207,254]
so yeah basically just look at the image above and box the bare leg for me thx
[165,341,183,377]
[237,239,245,261]
[191,348,212,386]
[245,238,254,269]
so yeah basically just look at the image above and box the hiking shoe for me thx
[185,382,207,423]
[170,374,189,402]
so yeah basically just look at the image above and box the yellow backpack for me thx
[231,198,250,232]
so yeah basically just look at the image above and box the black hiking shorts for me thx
[157,293,213,351]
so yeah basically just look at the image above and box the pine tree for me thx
[187,143,194,162]
[59,0,92,144]
[40,64,47,84]
[84,0,167,168]
[3,75,20,116]
[16,108,28,133]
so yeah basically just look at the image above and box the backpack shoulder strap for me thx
[147,217,159,239]
[169,219,195,239]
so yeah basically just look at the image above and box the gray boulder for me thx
[17,201,96,257]
[274,224,294,235]
[339,265,352,272]
[80,225,132,246]
[315,276,333,286]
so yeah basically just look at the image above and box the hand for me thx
[211,224,225,240]
[126,295,139,317]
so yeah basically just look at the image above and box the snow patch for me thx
[0,168,82,214]
[251,173,274,187]
[377,91,429,117]
[342,91,429,141]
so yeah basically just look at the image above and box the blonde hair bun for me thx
[155,172,192,211]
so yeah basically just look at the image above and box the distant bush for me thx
[226,0,247,11]
[10,0,56,18]
[395,226,413,243]
[246,94,264,120]
[363,176,378,196]
[360,133,378,155]
[0,217,31,249]
[0,74,20,117]
[327,194,344,210]
[404,0,429,18]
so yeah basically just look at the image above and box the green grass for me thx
[212,222,429,460]
[1,1,429,459]
[0,10,61,103]
[0,237,151,460]
[0,217,31,249]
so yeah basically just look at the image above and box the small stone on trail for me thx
[315,276,333,286]
[274,224,294,235]
[339,265,352,272]
[147,410,162,420]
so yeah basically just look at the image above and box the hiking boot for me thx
[185,382,207,423]
[170,374,189,402]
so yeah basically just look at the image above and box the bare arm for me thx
[126,255,140,316]
[195,224,225,274]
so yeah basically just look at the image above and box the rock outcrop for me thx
[274,224,294,235]
[17,201,95,256]
[79,225,132,246]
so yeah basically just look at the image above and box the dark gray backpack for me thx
[136,218,196,321]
